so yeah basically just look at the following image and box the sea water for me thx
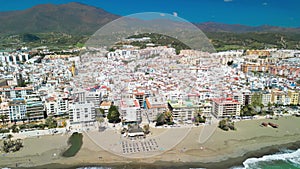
[232,148,300,169]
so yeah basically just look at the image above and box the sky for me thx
[0,0,299,27]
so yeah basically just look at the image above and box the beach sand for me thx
[0,134,69,168]
[1,116,300,168]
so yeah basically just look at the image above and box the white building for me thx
[45,97,69,116]
[211,50,244,65]
[0,87,33,99]
[85,91,101,108]
[8,98,27,122]
[120,99,141,124]
[0,51,30,65]
[262,92,272,106]
[233,90,252,106]
[69,102,95,124]
[107,49,139,60]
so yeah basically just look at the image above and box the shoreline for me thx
[1,116,300,169]
[17,140,300,169]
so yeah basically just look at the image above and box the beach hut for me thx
[128,125,144,137]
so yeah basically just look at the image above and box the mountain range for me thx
[0,2,118,35]
[0,2,299,35]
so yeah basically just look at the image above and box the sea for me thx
[74,148,300,169]
[231,148,300,169]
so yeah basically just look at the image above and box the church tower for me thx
[71,61,76,77]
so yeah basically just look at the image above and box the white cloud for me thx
[173,12,178,17]
[262,2,268,6]
[224,0,233,2]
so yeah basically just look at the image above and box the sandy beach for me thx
[1,116,300,168]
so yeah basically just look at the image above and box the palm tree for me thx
[25,112,31,123]
[267,102,272,111]
[0,114,5,124]
[7,134,13,140]
[96,117,104,126]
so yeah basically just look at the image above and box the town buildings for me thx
[0,43,300,127]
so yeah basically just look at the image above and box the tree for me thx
[10,125,19,133]
[219,119,227,130]
[194,111,206,124]
[155,110,175,126]
[251,93,263,107]
[143,124,150,134]
[99,108,105,117]
[227,60,234,66]
[198,116,206,123]
[13,139,23,152]
[241,105,257,116]
[228,121,236,130]
[120,127,127,134]
[7,134,13,140]
[25,112,31,123]
[107,105,121,123]
[164,111,173,123]
[96,117,104,126]
[0,114,8,124]
[155,113,165,126]
[45,117,57,128]
[95,108,105,117]
[219,119,235,131]
[62,120,67,128]
[2,140,10,153]
[1,136,23,153]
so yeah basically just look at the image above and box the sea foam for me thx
[242,148,300,168]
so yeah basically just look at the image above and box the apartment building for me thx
[233,90,252,106]
[288,90,299,105]
[167,99,200,123]
[211,98,241,118]
[144,97,166,122]
[8,98,26,122]
[120,99,142,124]
[271,89,286,105]
[262,92,272,106]
[0,87,33,99]
[25,95,45,121]
[45,97,69,116]
[85,91,101,108]
[69,102,95,124]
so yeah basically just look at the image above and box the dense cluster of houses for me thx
[0,45,300,127]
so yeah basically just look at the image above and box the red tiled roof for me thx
[211,98,239,104]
